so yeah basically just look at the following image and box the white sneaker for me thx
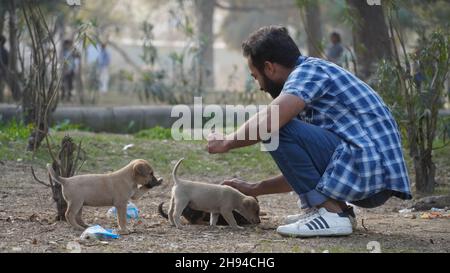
[284,206,357,229]
[284,208,319,225]
[277,208,353,237]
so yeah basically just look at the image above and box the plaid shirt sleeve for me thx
[281,56,412,202]
[283,63,330,104]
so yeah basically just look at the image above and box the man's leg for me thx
[267,119,353,237]
[268,118,343,210]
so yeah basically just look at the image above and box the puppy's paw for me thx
[118,229,130,235]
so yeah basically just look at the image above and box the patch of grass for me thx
[0,130,279,182]
[0,119,33,143]
[135,126,173,140]
[52,119,90,132]
[1,129,448,189]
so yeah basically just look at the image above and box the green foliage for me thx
[0,119,33,143]
[375,13,449,193]
[135,126,173,140]
[135,1,205,105]
[141,22,158,66]
[0,118,89,144]
[74,19,99,50]
[375,60,405,119]
[375,30,450,148]
[52,119,89,132]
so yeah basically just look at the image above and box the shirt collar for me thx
[296,55,308,66]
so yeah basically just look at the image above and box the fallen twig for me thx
[361,219,368,232]
[31,166,51,188]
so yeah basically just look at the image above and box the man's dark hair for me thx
[242,25,301,73]
[0,35,6,46]
[330,32,341,43]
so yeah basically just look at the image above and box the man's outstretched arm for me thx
[223,174,293,197]
[208,93,305,153]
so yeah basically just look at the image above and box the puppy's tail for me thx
[158,202,169,219]
[46,164,67,185]
[172,158,184,185]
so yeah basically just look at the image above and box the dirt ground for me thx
[0,161,449,253]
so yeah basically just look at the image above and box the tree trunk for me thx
[7,0,21,101]
[51,173,67,221]
[0,4,5,102]
[304,1,323,58]
[414,155,436,194]
[347,0,392,79]
[50,136,81,221]
[0,6,5,35]
[193,0,215,92]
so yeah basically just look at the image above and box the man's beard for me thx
[262,74,284,99]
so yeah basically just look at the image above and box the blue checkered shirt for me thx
[282,56,412,202]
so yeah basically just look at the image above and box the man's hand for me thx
[207,132,230,154]
[222,178,258,197]
[224,175,293,197]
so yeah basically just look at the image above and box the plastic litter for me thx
[420,211,450,220]
[398,208,415,214]
[107,202,139,221]
[80,225,120,240]
[402,214,416,219]
[122,144,135,151]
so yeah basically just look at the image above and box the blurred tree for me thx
[218,0,299,51]
[401,0,450,31]
[346,0,392,79]
[296,0,324,58]
[1,0,70,103]
[193,0,216,90]
[20,1,61,151]
[5,0,21,101]
[77,1,127,39]
[0,5,5,102]
[0,5,5,36]
[376,2,449,194]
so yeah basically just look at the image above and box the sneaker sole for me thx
[285,216,357,228]
[277,227,353,238]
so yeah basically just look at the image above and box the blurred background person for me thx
[61,39,80,101]
[97,42,111,94]
[326,32,344,67]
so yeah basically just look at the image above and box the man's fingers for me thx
[207,132,225,141]
[222,180,234,185]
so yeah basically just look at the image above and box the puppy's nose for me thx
[151,176,163,186]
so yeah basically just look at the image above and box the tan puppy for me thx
[168,158,260,229]
[47,159,163,234]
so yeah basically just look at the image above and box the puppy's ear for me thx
[243,196,255,208]
[133,161,150,177]
[243,197,260,213]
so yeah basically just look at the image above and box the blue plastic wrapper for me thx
[80,225,120,240]
[107,202,139,221]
